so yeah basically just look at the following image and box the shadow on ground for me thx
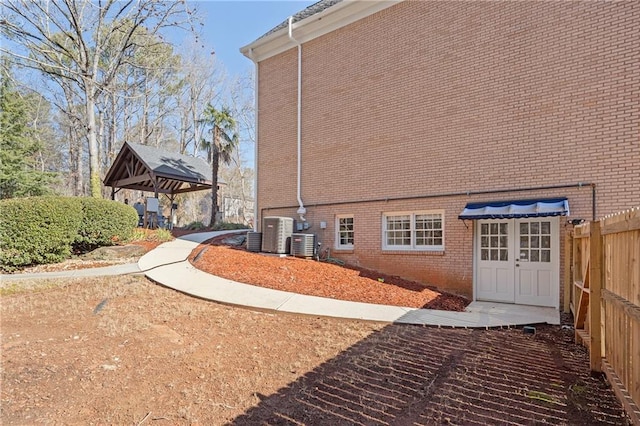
[231,323,628,425]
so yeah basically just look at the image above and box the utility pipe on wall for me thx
[261,182,598,221]
[288,16,306,222]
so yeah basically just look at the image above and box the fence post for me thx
[564,230,572,314]
[589,220,602,372]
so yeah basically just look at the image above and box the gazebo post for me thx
[169,193,176,230]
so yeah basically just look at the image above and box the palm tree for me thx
[200,103,238,227]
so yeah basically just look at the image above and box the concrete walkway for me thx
[3,231,560,327]
[139,231,560,327]
[1,263,141,281]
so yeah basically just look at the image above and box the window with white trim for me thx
[336,215,354,249]
[383,211,444,251]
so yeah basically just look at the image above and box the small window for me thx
[336,215,354,249]
[383,211,444,251]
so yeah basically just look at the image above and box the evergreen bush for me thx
[74,198,138,252]
[0,197,82,271]
[0,196,138,271]
[212,222,249,231]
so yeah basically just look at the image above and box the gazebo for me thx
[103,142,214,227]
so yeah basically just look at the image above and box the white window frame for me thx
[335,214,354,250]
[382,210,444,251]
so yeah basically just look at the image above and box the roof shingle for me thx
[260,0,344,39]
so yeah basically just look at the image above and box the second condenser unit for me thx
[246,231,262,252]
[261,216,294,254]
[290,233,316,258]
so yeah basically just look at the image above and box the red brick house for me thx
[241,0,639,308]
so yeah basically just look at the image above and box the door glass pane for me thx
[531,236,539,248]
[531,250,540,262]
[541,249,551,262]
[541,221,550,234]
[542,235,551,248]
[480,221,509,262]
[520,223,528,234]
[520,250,529,261]
[500,249,508,261]
[530,222,539,234]
[520,236,529,248]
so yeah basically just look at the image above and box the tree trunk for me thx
[68,126,81,196]
[141,75,149,145]
[85,85,101,198]
[109,92,117,164]
[210,147,220,227]
[191,87,200,157]
[210,126,220,227]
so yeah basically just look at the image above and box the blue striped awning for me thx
[458,197,570,220]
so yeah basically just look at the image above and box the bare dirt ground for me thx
[0,230,631,424]
[0,276,630,425]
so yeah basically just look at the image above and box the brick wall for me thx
[256,1,640,298]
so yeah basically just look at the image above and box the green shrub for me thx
[212,222,249,231]
[153,228,173,242]
[74,198,138,252]
[184,221,205,231]
[0,196,138,271]
[130,228,173,243]
[0,196,83,271]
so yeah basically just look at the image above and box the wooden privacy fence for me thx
[568,207,640,424]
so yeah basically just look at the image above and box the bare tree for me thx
[1,0,194,197]
[224,72,256,225]
[173,39,223,155]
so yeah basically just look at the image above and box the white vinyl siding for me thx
[383,211,444,251]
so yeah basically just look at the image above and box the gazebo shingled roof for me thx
[103,142,213,198]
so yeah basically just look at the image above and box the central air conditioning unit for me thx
[246,231,262,252]
[290,233,316,258]
[261,216,294,254]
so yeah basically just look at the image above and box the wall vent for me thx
[290,233,316,258]
[261,217,294,254]
[246,232,262,252]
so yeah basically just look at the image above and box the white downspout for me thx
[247,48,260,231]
[288,16,306,222]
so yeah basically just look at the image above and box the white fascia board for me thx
[240,0,403,63]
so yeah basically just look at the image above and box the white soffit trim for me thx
[240,0,403,62]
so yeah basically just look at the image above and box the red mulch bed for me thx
[189,233,470,311]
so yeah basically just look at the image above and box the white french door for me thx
[475,217,559,308]
[476,221,514,303]
[514,218,559,307]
